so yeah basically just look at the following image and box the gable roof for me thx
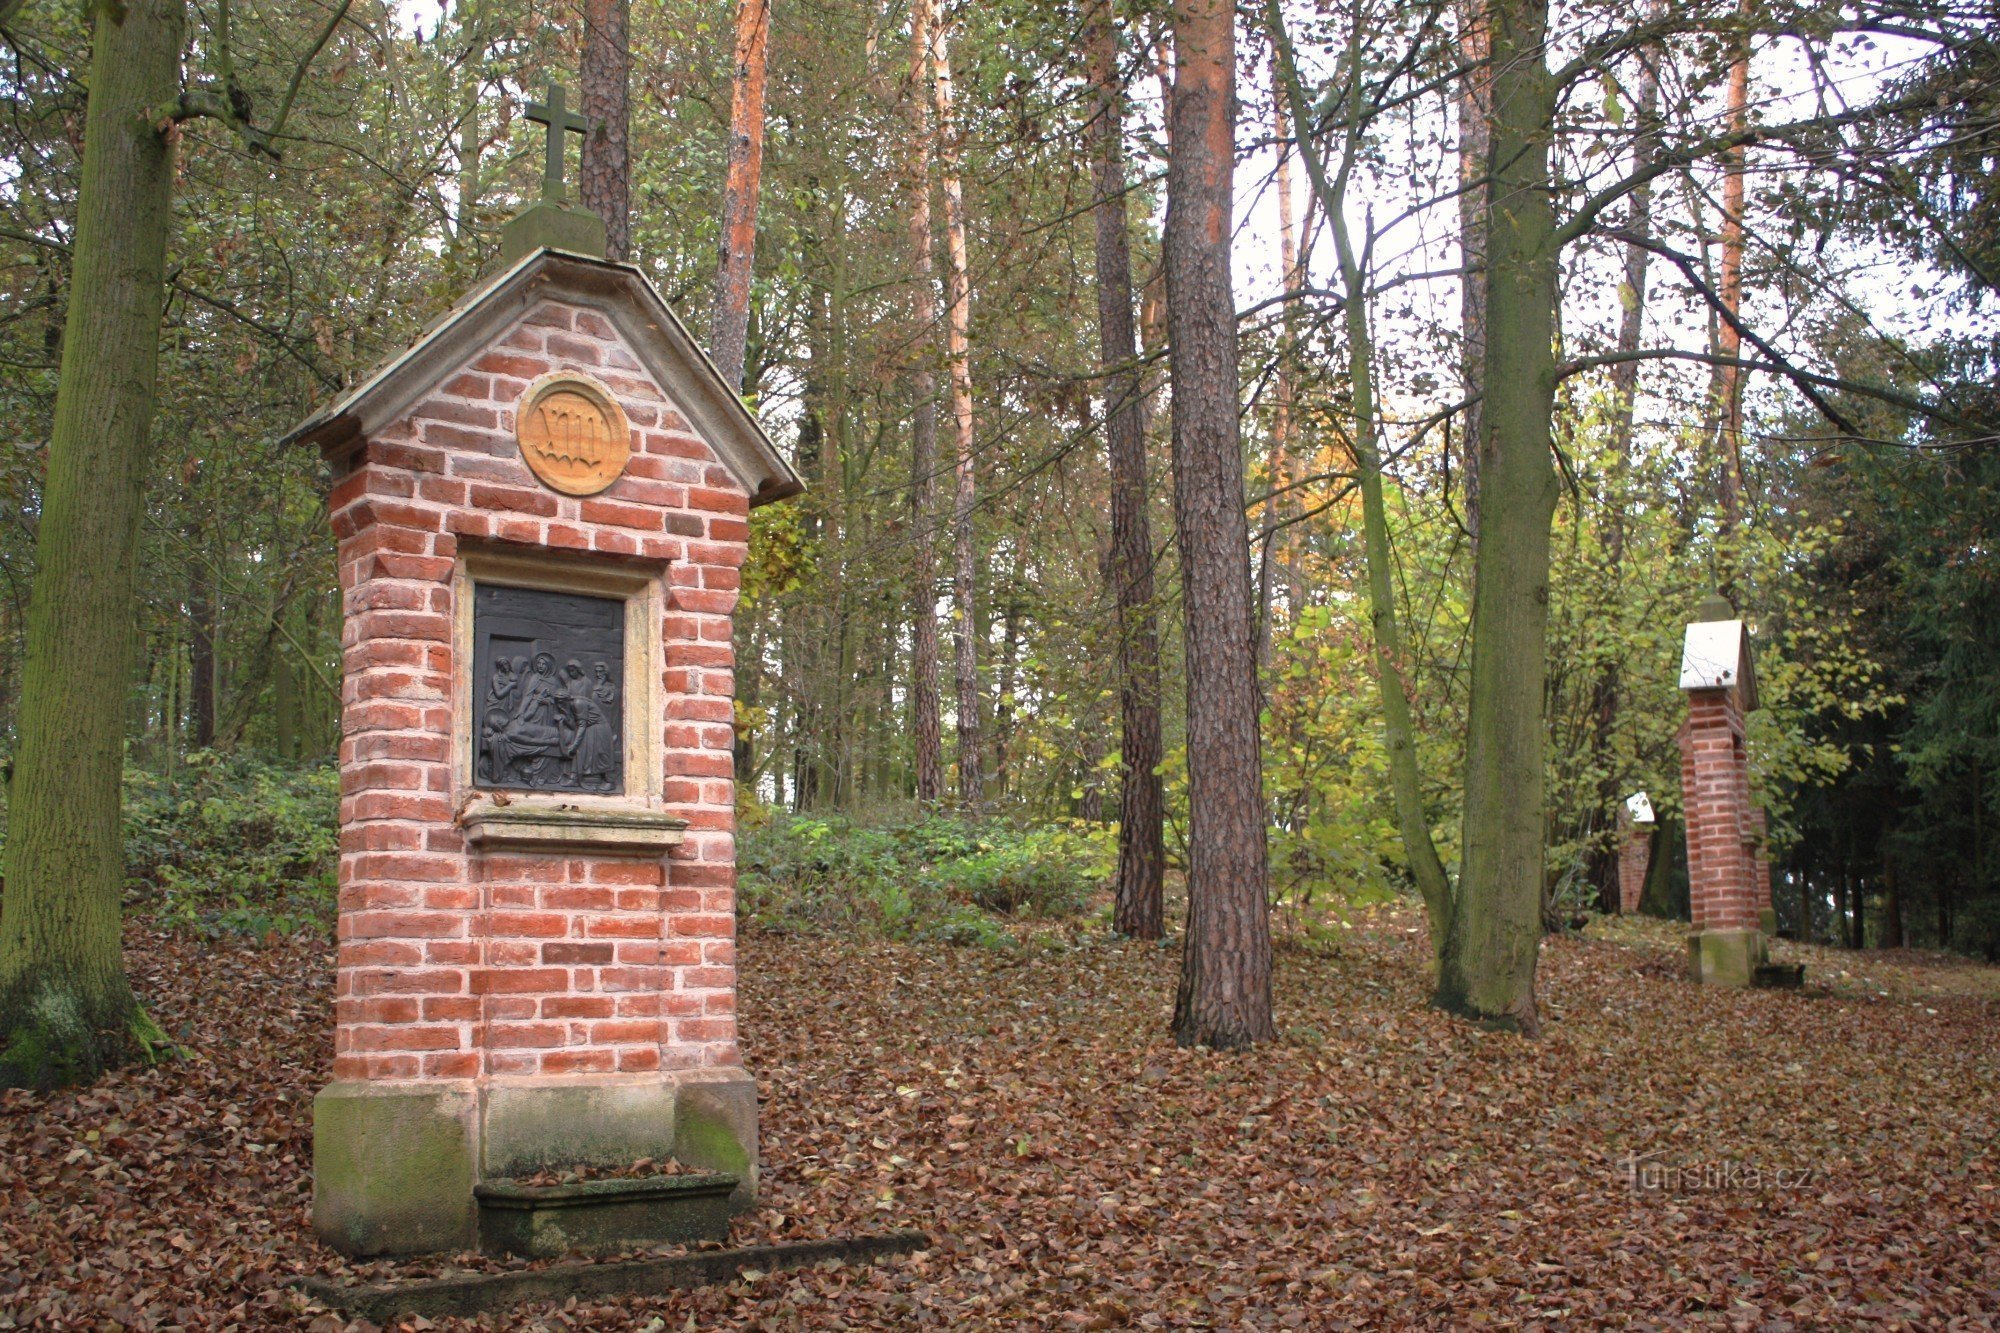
[283,248,804,508]
[1679,617,1758,709]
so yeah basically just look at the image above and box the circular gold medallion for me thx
[516,374,631,496]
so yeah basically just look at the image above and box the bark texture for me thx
[1087,0,1165,941]
[932,19,982,808]
[1434,0,1555,1036]
[1711,0,1750,554]
[904,0,944,806]
[578,0,631,261]
[0,0,183,1088]
[709,0,772,392]
[1165,0,1274,1049]
[1454,0,1492,541]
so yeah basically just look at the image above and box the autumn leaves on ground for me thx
[0,912,1993,1330]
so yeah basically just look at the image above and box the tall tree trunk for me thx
[1434,0,1556,1036]
[931,18,982,808]
[0,0,182,1089]
[1881,852,1904,949]
[1087,0,1165,940]
[1604,19,1662,491]
[992,588,1022,799]
[187,545,216,751]
[579,0,631,261]
[1271,7,1454,968]
[1711,0,1750,555]
[709,0,771,390]
[1265,47,1304,645]
[904,0,944,806]
[1454,0,1491,542]
[446,0,491,277]
[1583,20,1663,910]
[1165,0,1274,1049]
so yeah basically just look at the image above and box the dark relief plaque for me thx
[472,584,625,794]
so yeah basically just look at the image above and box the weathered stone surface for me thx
[474,1172,738,1256]
[499,202,607,266]
[481,1075,679,1178]
[314,1081,478,1256]
[673,1067,759,1208]
[296,1231,930,1322]
[1687,928,1765,989]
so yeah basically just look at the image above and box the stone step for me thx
[474,1171,740,1257]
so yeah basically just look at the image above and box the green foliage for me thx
[122,751,338,940]
[737,810,1102,942]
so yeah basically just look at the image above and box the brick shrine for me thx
[1618,792,1655,916]
[1676,593,1774,986]
[285,228,801,1254]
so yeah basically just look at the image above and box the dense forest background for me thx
[0,0,1993,957]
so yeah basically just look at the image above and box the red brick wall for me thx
[329,299,747,1082]
[1618,823,1652,915]
[1678,688,1760,934]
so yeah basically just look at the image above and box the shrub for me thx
[122,751,339,939]
[738,810,1104,939]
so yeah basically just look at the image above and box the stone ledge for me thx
[297,1230,930,1322]
[459,801,688,854]
[475,1172,740,1256]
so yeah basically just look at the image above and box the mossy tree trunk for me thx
[1433,0,1556,1036]
[0,0,184,1089]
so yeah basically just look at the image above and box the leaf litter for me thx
[1,908,1995,1328]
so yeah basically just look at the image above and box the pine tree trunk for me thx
[1434,0,1555,1036]
[1087,0,1165,940]
[1165,0,1274,1049]
[709,0,771,390]
[579,0,631,261]
[1711,0,1750,555]
[0,0,183,1089]
[904,0,944,806]
[1266,51,1303,642]
[932,19,982,809]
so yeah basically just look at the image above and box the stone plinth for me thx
[289,247,800,1255]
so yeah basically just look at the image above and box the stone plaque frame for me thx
[452,547,675,851]
[516,371,633,497]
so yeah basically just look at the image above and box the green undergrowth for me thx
[738,809,1110,945]
[121,751,339,940]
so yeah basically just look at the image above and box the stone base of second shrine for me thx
[1686,928,1768,989]
[314,1069,756,1257]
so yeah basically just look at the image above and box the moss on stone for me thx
[314,1082,478,1257]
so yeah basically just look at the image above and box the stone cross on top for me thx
[500,77,607,265]
[526,81,589,204]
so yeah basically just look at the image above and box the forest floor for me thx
[3,906,1998,1329]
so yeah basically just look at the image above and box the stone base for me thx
[475,1172,739,1257]
[498,200,608,266]
[1687,928,1767,988]
[1758,907,1779,938]
[315,1069,758,1257]
[313,1082,480,1256]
